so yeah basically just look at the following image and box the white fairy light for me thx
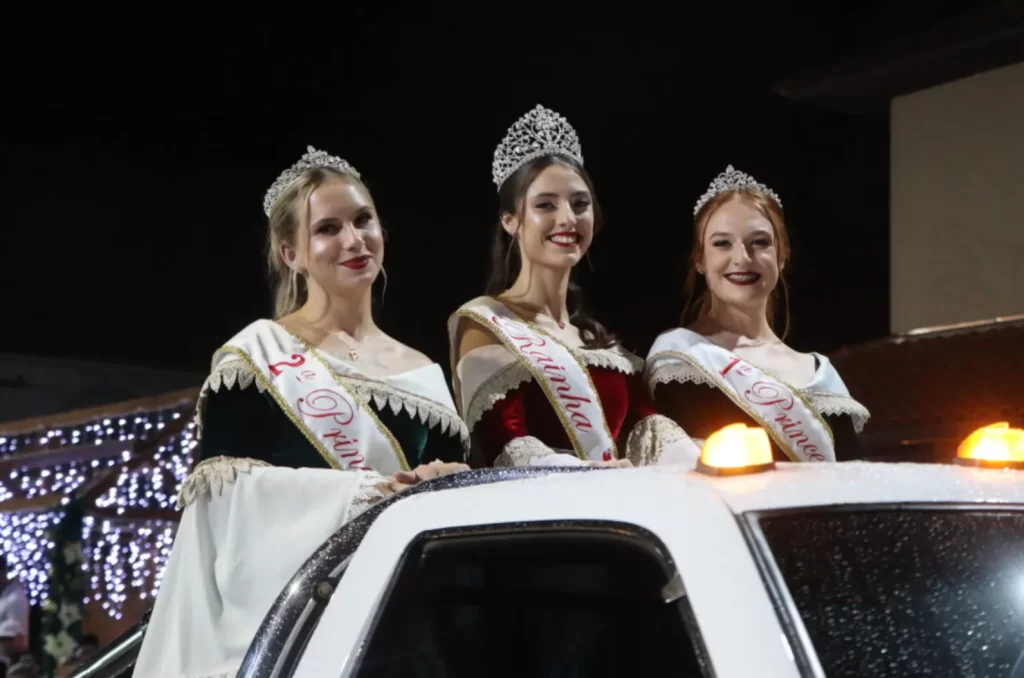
[82,516,177,619]
[0,511,66,604]
[0,403,193,617]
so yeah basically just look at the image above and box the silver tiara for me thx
[263,145,361,216]
[693,165,782,216]
[492,104,584,189]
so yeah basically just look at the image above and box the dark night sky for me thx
[2,4,977,375]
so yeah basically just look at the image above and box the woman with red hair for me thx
[646,166,869,462]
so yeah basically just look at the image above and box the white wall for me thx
[890,61,1024,333]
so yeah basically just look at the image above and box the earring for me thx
[379,266,388,299]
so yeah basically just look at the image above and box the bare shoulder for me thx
[274,313,326,345]
[383,335,437,370]
[455,316,501,359]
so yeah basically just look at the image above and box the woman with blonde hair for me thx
[134,146,469,678]
[645,165,869,462]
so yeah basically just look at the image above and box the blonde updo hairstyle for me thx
[266,167,373,318]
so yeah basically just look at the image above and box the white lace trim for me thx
[624,414,688,467]
[175,456,272,510]
[342,378,469,444]
[176,455,392,517]
[464,362,535,432]
[493,436,558,467]
[648,363,871,433]
[464,348,643,432]
[193,358,469,445]
[349,473,393,519]
[584,346,644,375]
[803,391,871,433]
[647,362,714,388]
[193,360,267,437]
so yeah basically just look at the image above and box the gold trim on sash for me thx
[269,325,410,472]
[451,307,618,462]
[218,346,342,470]
[652,349,834,462]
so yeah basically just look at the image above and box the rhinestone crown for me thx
[693,165,782,216]
[263,145,361,216]
[492,104,584,189]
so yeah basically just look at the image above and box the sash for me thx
[215,320,407,474]
[647,329,835,462]
[450,298,618,462]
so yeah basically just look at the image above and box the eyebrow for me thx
[311,206,373,228]
[532,190,590,199]
[708,229,773,239]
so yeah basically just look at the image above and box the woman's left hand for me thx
[389,460,470,493]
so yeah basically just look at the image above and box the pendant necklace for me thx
[337,333,363,361]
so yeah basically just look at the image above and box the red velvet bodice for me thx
[470,366,658,468]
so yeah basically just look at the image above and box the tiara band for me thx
[492,104,584,189]
[693,165,782,216]
[263,145,360,216]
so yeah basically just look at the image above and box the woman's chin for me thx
[535,250,582,270]
[330,270,378,292]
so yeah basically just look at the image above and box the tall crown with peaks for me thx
[492,104,584,189]
[263,145,361,216]
[693,165,782,216]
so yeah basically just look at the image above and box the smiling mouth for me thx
[547,233,581,247]
[724,272,761,285]
[341,256,371,269]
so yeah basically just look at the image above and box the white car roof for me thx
[686,460,1024,512]
[431,461,1024,516]
[298,461,1024,678]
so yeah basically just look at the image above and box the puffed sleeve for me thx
[623,374,701,468]
[458,342,589,469]
[198,386,277,465]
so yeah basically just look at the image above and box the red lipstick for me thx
[341,256,371,270]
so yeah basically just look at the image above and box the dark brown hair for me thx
[486,155,616,349]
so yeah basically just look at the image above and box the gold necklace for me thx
[336,333,390,370]
[336,333,362,361]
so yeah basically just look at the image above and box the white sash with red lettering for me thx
[450,298,618,462]
[646,328,835,462]
[217,320,407,474]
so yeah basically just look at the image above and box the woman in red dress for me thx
[447,105,700,469]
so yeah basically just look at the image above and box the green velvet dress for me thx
[198,385,466,469]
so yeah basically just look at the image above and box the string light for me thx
[82,516,177,620]
[0,511,65,604]
[0,406,187,459]
[93,421,197,513]
[1,403,194,617]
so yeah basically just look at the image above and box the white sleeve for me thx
[493,436,589,467]
[133,460,387,678]
[625,414,701,469]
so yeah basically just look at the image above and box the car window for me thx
[350,527,712,678]
[756,508,1024,677]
